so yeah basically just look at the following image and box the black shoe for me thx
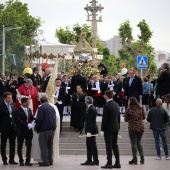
[3,161,8,165]
[92,161,99,165]
[9,160,18,165]
[49,162,53,166]
[129,158,137,165]
[101,164,113,169]
[25,162,33,166]
[39,162,49,166]
[140,159,144,164]
[98,114,102,116]
[81,161,93,166]
[112,164,121,168]
[20,162,24,166]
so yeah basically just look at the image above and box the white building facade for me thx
[101,35,122,57]
[154,51,170,68]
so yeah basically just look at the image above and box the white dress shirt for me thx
[107,99,113,103]
[55,86,60,99]
[21,106,28,120]
[95,81,101,93]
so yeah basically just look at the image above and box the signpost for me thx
[137,56,148,78]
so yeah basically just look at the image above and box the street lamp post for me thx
[2,25,21,74]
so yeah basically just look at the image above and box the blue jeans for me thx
[153,130,169,157]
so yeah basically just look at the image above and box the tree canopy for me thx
[118,19,157,73]
[0,0,42,74]
[55,23,104,54]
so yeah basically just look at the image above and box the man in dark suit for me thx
[29,67,42,92]
[15,97,35,166]
[53,78,66,134]
[71,69,87,94]
[125,69,143,102]
[17,72,25,87]
[61,75,71,115]
[0,92,17,165]
[0,73,6,102]
[81,96,99,166]
[100,90,121,169]
[156,63,170,99]
[42,68,51,92]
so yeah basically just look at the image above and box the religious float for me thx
[24,33,103,79]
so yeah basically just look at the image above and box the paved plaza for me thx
[0,155,169,170]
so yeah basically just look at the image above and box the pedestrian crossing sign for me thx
[137,56,148,69]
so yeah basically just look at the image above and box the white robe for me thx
[32,103,60,162]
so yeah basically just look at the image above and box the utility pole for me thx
[2,25,21,74]
[84,0,104,48]
[2,25,5,74]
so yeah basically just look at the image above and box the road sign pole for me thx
[140,69,143,78]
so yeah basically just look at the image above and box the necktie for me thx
[129,78,133,86]
[7,104,12,114]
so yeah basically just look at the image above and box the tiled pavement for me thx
[0,155,169,170]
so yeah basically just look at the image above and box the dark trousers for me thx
[39,131,55,164]
[86,136,98,163]
[149,95,156,108]
[129,130,144,159]
[55,103,64,133]
[104,132,120,165]
[17,133,33,163]
[0,127,16,162]
[93,96,105,108]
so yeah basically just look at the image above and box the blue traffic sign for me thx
[137,56,148,69]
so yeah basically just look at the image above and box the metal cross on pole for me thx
[84,0,104,48]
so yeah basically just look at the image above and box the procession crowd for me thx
[0,62,170,168]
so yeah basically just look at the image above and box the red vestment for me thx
[16,84,38,115]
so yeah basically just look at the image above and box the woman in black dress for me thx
[70,85,86,134]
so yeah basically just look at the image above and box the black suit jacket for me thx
[29,74,42,87]
[61,82,71,94]
[0,102,16,134]
[42,75,51,92]
[116,82,123,95]
[156,70,170,96]
[17,76,25,87]
[14,107,35,137]
[55,86,66,103]
[0,79,6,98]
[125,76,143,99]
[85,105,98,135]
[101,100,120,133]
[71,74,87,94]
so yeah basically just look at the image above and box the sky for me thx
[1,0,170,52]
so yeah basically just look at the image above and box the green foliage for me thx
[55,23,91,45]
[102,48,122,75]
[55,23,104,54]
[118,19,157,74]
[102,47,110,58]
[0,0,42,74]
[137,19,152,43]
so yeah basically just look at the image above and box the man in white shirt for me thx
[90,75,105,116]
[53,78,66,134]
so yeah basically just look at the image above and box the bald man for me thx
[147,98,170,160]
[42,68,51,92]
